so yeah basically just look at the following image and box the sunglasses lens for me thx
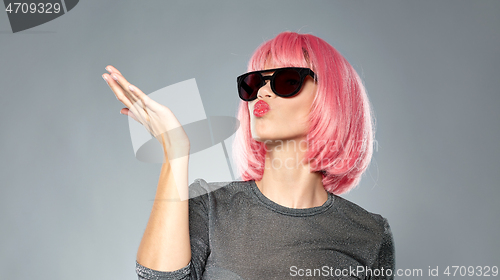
[274,69,302,96]
[239,73,262,101]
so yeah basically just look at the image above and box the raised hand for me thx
[102,65,190,160]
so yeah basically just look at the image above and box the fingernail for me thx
[102,75,108,82]
[105,67,111,73]
[112,75,118,81]
[128,85,135,92]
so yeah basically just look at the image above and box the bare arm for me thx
[136,148,191,271]
[103,65,192,271]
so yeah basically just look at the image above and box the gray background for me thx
[1,0,499,279]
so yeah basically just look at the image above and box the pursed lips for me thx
[253,100,270,117]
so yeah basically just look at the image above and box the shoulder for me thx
[332,195,391,237]
[332,195,394,265]
[187,179,256,218]
[188,178,252,200]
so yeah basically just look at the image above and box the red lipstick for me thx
[253,100,270,117]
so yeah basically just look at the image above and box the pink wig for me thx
[232,32,375,195]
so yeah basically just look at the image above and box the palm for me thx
[103,65,190,159]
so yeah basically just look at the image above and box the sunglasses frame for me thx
[237,67,316,101]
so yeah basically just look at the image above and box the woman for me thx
[102,32,395,279]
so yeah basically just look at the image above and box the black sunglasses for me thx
[237,67,316,101]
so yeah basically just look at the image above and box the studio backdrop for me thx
[0,1,499,279]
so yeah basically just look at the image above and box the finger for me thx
[104,70,160,137]
[103,73,137,108]
[110,72,155,124]
[103,73,126,103]
[120,108,141,124]
[103,73,149,127]
[121,108,152,136]
[109,72,140,104]
[105,65,122,75]
[127,84,164,112]
[123,104,158,140]
[105,70,160,114]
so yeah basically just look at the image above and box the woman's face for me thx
[247,63,318,146]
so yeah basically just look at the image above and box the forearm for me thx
[136,152,191,272]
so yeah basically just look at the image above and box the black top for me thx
[136,179,395,279]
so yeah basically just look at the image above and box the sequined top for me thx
[136,179,395,280]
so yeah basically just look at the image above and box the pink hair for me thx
[232,32,375,195]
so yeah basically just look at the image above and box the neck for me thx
[255,139,328,209]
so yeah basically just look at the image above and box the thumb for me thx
[120,108,140,123]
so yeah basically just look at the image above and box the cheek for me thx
[291,97,313,118]
[289,99,315,129]
[279,104,310,130]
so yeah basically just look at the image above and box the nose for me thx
[257,80,274,100]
